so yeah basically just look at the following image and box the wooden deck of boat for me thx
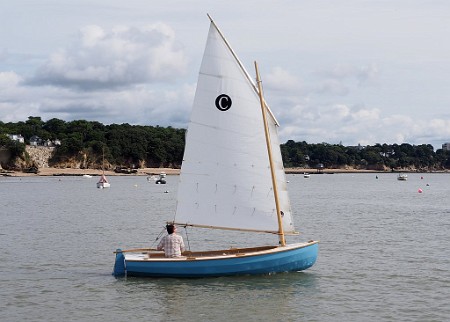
[149,245,277,258]
[120,245,280,260]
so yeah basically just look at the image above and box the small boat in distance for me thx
[304,172,311,178]
[397,173,408,181]
[113,14,318,278]
[97,147,110,189]
[147,173,167,184]
[97,174,110,189]
[155,172,167,184]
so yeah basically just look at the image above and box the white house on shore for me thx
[7,134,25,143]
[29,135,61,147]
[30,135,41,146]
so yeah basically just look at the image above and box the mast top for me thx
[205,13,280,126]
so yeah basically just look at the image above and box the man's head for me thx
[166,224,175,234]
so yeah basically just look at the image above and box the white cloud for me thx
[0,71,22,88]
[351,107,380,122]
[356,63,379,85]
[315,79,349,96]
[80,25,105,47]
[30,84,194,127]
[27,24,188,90]
[265,67,302,92]
[313,63,379,96]
[321,63,379,83]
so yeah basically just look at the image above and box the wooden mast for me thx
[101,145,106,176]
[254,61,286,246]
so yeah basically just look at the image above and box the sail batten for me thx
[175,19,295,234]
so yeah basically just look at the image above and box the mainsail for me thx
[174,19,295,234]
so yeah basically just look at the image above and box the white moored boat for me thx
[97,174,110,189]
[97,147,110,188]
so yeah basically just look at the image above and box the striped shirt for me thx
[157,233,185,257]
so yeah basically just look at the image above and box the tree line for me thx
[0,116,185,169]
[281,140,450,170]
[1,116,450,170]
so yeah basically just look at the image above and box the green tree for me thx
[0,134,26,164]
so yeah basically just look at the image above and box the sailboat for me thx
[97,173,110,189]
[397,173,408,181]
[97,148,110,189]
[113,15,318,277]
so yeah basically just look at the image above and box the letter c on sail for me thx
[215,94,232,111]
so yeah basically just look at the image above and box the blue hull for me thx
[114,242,318,278]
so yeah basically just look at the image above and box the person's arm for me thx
[157,237,164,251]
[180,236,185,252]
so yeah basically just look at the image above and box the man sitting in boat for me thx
[157,224,185,257]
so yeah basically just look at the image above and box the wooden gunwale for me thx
[124,242,318,261]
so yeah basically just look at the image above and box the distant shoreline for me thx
[2,167,447,177]
[1,167,180,177]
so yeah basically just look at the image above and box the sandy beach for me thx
[1,167,384,177]
[1,167,181,177]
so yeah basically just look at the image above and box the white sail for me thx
[174,21,295,234]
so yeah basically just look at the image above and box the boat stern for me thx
[113,249,126,277]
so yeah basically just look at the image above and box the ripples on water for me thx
[1,173,449,321]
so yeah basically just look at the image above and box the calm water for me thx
[1,173,449,321]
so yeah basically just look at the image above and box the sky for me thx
[1,0,450,150]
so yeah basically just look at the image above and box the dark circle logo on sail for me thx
[215,94,232,111]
